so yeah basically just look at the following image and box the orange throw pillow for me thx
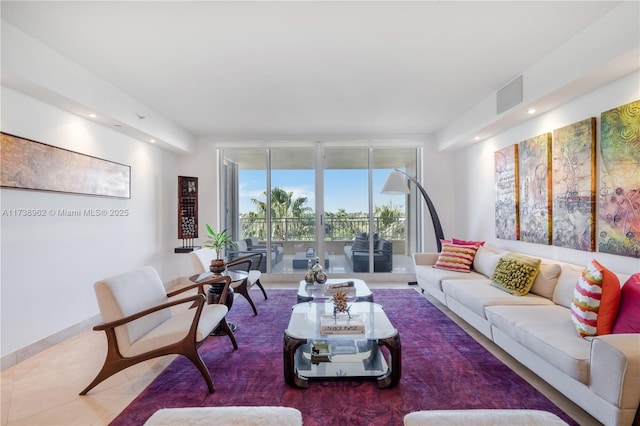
[571,259,621,337]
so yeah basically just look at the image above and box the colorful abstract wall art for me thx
[598,99,640,259]
[494,144,519,240]
[0,132,131,198]
[551,118,596,251]
[518,133,552,244]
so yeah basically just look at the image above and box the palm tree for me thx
[250,187,313,240]
[375,202,404,238]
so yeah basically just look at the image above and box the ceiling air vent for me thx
[497,75,523,115]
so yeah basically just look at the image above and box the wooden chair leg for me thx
[234,281,258,315]
[79,339,145,395]
[80,361,128,395]
[244,292,258,315]
[184,346,215,393]
[255,279,268,300]
[220,318,238,350]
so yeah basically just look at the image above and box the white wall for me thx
[456,71,640,275]
[0,88,183,359]
[168,141,221,279]
[421,139,455,252]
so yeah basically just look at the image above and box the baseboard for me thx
[1,314,101,371]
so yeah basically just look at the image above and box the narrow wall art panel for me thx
[1,133,131,198]
[494,144,519,240]
[518,133,552,244]
[551,118,596,251]
[598,99,640,259]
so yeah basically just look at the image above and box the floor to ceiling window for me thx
[220,142,420,276]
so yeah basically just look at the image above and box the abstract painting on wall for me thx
[518,133,552,244]
[494,144,519,240]
[0,132,131,198]
[551,118,596,251]
[598,99,640,259]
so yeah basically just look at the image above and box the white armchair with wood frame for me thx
[79,266,237,395]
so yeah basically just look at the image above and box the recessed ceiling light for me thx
[88,113,97,118]
[527,108,537,114]
[474,136,481,141]
[150,139,156,143]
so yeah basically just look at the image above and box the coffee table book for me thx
[320,314,365,335]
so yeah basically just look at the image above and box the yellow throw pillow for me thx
[491,253,541,296]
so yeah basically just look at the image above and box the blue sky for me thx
[239,168,404,214]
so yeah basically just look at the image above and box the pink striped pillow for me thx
[433,242,480,273]
[571,259,621,337]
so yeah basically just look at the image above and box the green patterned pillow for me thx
[490,253,541,296]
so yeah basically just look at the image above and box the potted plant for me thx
[204,225,235,273]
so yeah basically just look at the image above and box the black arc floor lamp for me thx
[381,169,445,252]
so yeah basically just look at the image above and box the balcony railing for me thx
[239,216,405,241]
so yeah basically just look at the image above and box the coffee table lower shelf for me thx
[283,334,401,389]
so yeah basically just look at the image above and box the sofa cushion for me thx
[414,265,485,294]
[571,259,620,337]
[553,264,584,308]
[613,273,640,334]
[486,305,591,383]
[245,237,261,247]
[472,246,505,277]
[235,240,248,251]
[490,253,541,296]
[434,242,480,272]
[94,266,171,349]
[443,280,554,319]
[351,239,368,251]
[403,409,569,426]
[144,406,303,426]
[125,303,228,357]
[530,262,562,299]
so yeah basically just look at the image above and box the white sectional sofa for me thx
[414,246,640,426]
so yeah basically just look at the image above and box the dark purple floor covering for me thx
[109,289,577,426]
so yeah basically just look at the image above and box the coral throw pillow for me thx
[612,273,640,334]
[452,238,485,246]
[571,259,621,337]
[433,242,480,273]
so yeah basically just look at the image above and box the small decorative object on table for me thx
[331,290,351,319]
[304,257,328,284]
[312,257,328,284]
[304,260,315,284]
[320,293,364,335]
[315,270,328,284]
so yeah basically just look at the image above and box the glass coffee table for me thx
[297,278,374,303]
[283,301,401,389]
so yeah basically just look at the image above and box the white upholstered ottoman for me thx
[144,406,303,426]
[403,409,568,425]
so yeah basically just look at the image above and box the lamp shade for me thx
[381,170,410,194]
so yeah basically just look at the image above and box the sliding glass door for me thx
[269,148,319,272]
[220,143,419,275]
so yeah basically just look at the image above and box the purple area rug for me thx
[110,289,576,426]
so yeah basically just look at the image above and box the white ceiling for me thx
[0,1,627,142]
